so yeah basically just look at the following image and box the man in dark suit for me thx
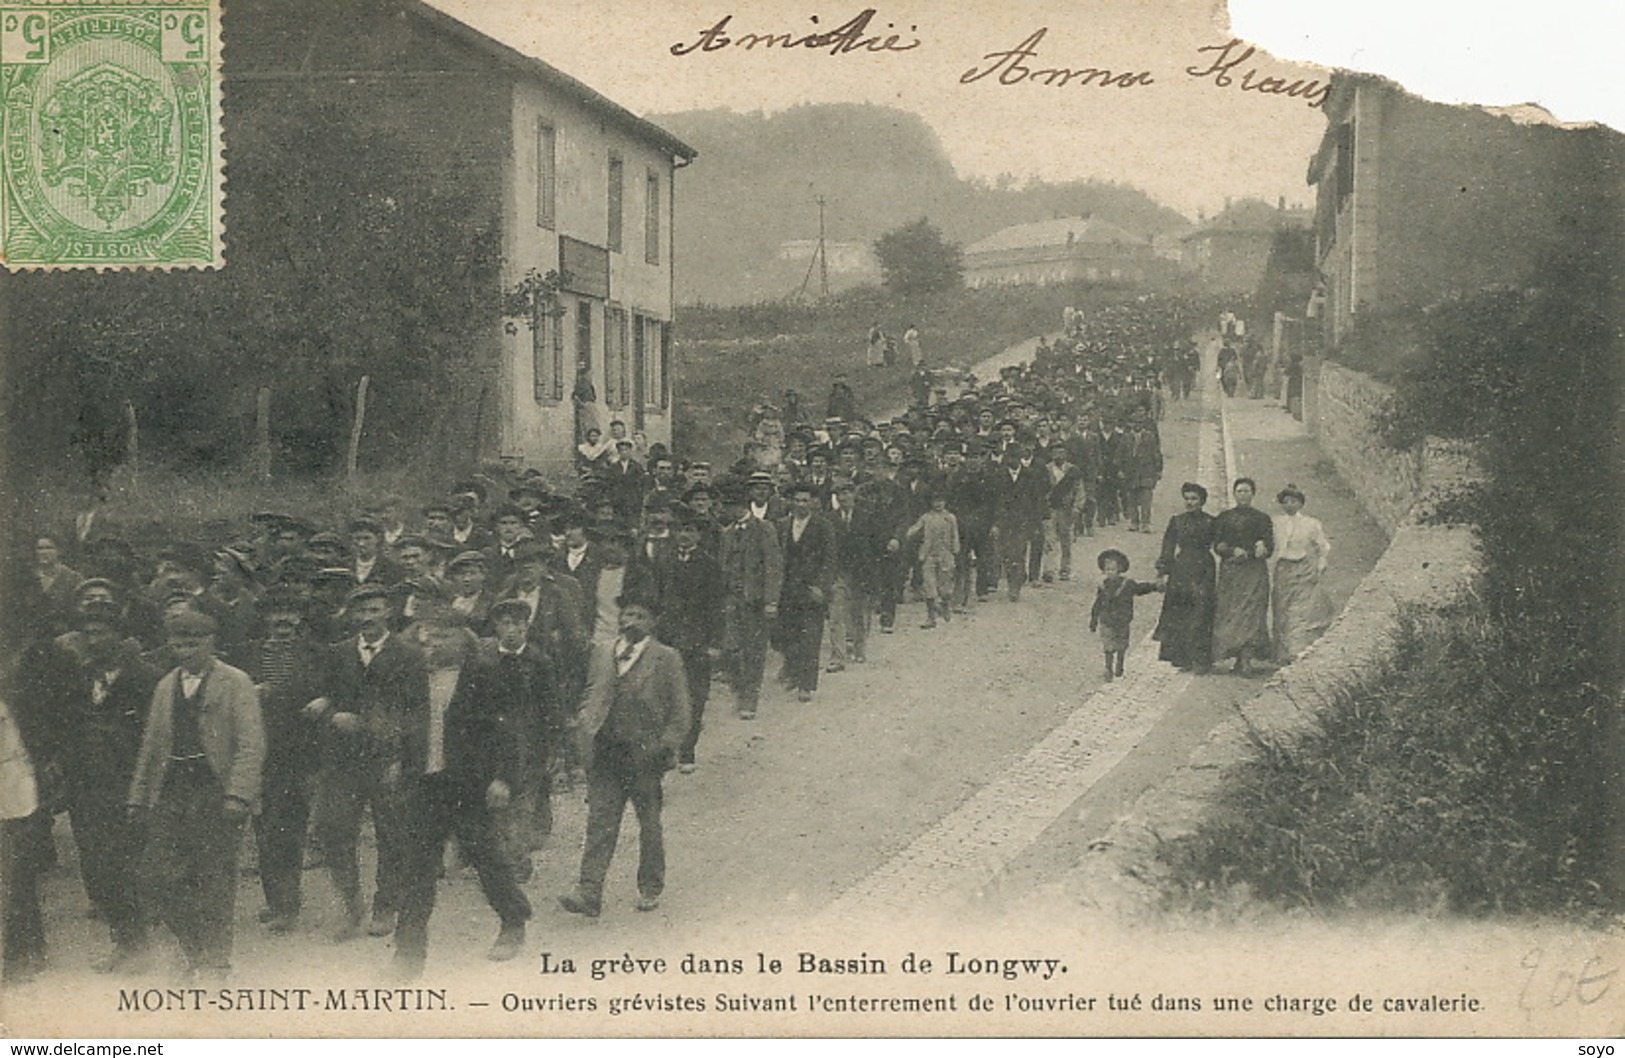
[393,599,552,978]
[552,508,605,636]
[776,482,836,702]
[348,517,406,589]
[717,485,782,720]
[826,478,890,669]
[500,542,587,700]
[860,462,911,633]
[681,483,723,557]
[302,584,429,941]
[18,600,156,971]
[559,595,690,917]
[237,587,325,936]
[604,440,647,524]
[992,443,1048,602]
[620,503,676,606]
[483,505,532,597]
[648,508,723,772]
[497,542,587,852]
[1065,416,1103,536]
[947,442,998,604]
[1121,409,1164,533]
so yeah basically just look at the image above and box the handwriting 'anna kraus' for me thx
[960,29,1155,89]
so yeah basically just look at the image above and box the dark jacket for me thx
[992,464,1047,533]
[1090,576,1161,631]
[650,548,725,656]
[498,572,588,701]
[552,544,607,634]
[444,640,561,789]
[777,512,836,610]
[316,634,430,772]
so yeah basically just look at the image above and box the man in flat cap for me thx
[392,597,550,977]
[12,599,157,972]
[445,550,494,636]
[126,610,264,980]
[303,583,429,941]
[348,517,406,588]
[236,586,325,935]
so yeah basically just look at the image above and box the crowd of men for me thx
[0,293,1218,986]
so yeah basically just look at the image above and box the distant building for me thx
[775,240,879,277]
[1181,197,1311,295]
[963,215,1155,289]
[1306,73,1624,346]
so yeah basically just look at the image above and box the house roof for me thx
[406,0,696,160]
[966,216,1143,256]
[1182,198,1311,239]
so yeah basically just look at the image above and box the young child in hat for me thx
[1088,549,1161,681]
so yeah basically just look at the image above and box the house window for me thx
[575,300,594,392]
[644,169,661,265]
[605,305,628,408]
[536,121,557,230]
[532,300,562,403]
[607,154,624,253]
[657,319,671,410]
[630,312,647,427]
[642,317,668,409]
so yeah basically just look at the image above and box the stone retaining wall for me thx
[1310,361,1483,536]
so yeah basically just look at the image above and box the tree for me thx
[873,217,963,297]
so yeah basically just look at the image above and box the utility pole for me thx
[795,195,833,301]
[816,194,829,298]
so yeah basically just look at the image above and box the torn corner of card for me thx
[0,0,224,271]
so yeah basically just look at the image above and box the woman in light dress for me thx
[1269,484,1334,663]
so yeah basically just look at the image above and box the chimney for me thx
[1278,195,1286,211]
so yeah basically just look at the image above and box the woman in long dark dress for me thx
[1153,482,1217,672]
[1211,477,1275,674]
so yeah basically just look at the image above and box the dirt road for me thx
[6,338,1389,1033]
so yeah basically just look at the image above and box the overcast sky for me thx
[427,0,1615,222]
[428,0,1333,221]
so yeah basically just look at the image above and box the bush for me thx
[1161,604,1611,917]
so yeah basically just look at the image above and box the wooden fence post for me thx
[347,375,370,486]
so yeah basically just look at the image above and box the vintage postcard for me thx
[0,0,1619,1042]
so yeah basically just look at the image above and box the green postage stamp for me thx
[0,0,223,269]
